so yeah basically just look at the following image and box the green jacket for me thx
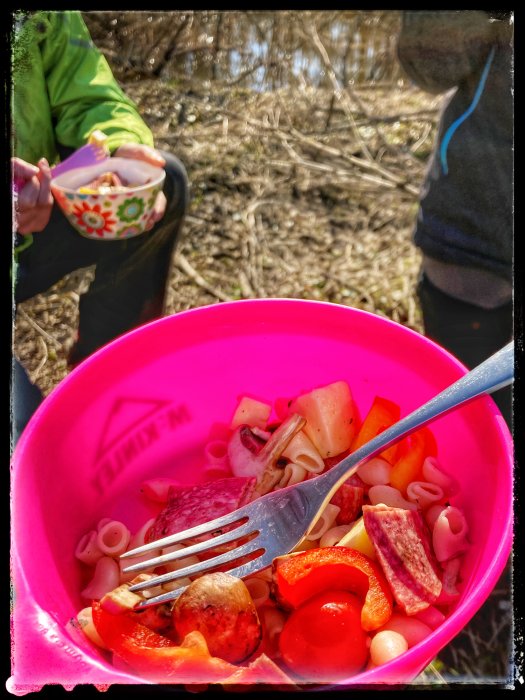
[11,11,154,167]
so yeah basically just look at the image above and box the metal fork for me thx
[121,341,514,609]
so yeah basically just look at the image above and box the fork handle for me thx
[317,341,514,496]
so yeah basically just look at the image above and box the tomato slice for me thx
[351,396,401,464]
[273,546,393,631]
[279,590,369,681]
[91,601,236,683]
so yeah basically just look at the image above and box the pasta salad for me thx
[72,380,469,688]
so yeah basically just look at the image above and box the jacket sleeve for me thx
[40,12,154,152]
[396,11,506,94]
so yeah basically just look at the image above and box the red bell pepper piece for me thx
[272,546,393,631]
[91,601,236,684]
[351,396,401,464]
[422,425,438,457]
[396,425,438,461]
[389,426,436,495]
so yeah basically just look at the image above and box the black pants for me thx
[417,272,513,428]
[12,151,189,444]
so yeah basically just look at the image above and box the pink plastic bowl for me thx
[9,299,513,693]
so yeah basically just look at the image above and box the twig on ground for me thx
[174,252,232,302]
[31,336,49,383]
[17,307,62,349]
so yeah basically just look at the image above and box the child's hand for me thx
[12,157,53,235]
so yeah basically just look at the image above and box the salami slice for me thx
[146,477,256,543]
[330,484,365,524]
[362,504,442,615]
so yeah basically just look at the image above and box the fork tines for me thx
[121,510,249,564]
[120,507,264,605]
[130,540,271,610]
[123,518,256,576]
[129,538,263,593]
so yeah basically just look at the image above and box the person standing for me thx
[396,10,513,427]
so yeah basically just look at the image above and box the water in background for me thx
[84,11,405,90]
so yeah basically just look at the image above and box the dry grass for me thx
[14,81,436,394]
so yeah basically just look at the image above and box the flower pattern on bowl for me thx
[72,202,116,236]
[117,196,145,223]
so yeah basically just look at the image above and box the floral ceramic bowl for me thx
[50,158,165,240]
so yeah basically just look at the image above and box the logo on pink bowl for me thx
[91,396,192,495]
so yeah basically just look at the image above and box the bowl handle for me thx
[9,561,145,693]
